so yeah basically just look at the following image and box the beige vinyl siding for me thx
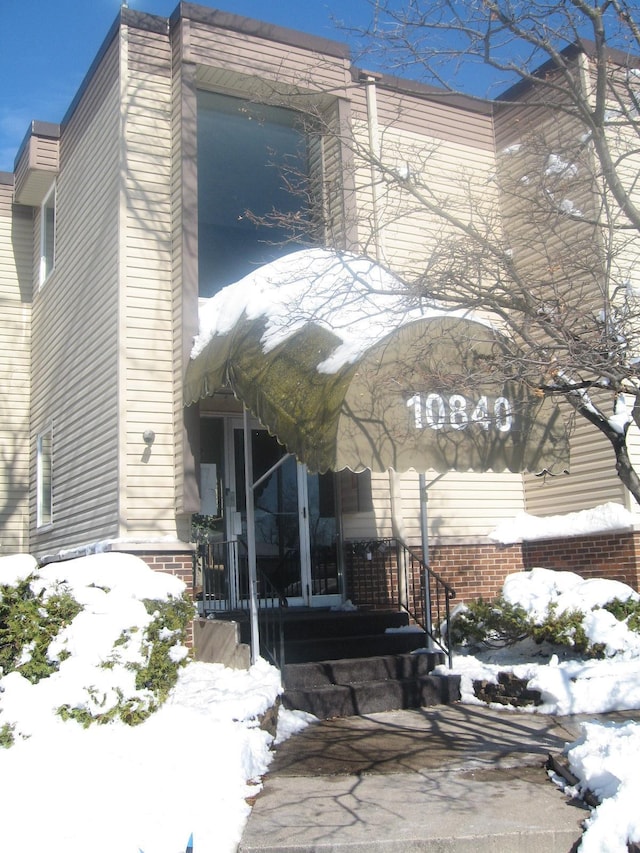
[496,68,640,518]
[14,129,60,208]
[374,87,494,151]
[625,420,640,518]
[339,84,520,544]
[171,19,200,521]
[121,23,177,541]
[348,84,498,276]
[187,21,350,97]
[29,36,122,557]
[342,470,525,544]
[525,401,626,515]
[0,181,32,553]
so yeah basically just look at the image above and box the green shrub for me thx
[0,579,82,683]
[603,597,640,634]
[57,591,194,728]
[452,595,607,657]
[0,722,15,749]
[133,594,194,703]
[530,604,603,655]
[450,596,530,648]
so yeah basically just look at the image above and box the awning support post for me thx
[243,407,260,666]
[419,472,433,641]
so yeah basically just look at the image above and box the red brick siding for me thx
[428,543,524,604]
[136,551,194,596]
[523,531,640,591]
[345,532,640,612]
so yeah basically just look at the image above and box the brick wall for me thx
[136,551,194,596]
[344,532,640,612]
[428,543,524,604]
[523,531,640,591]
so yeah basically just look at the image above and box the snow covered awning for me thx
[185,250,569,475]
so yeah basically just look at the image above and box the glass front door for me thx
[232,424,340,607]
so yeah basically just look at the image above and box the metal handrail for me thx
[253,568,286,669]
[396,539,456,667]
[344,537,456,667]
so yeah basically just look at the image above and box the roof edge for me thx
[175,2,350,60]
[352,66,493,115]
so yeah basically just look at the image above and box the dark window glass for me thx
[197,92,309,297]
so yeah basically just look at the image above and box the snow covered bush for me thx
[0,574,82,683]
[0,552,195,742]
[451,567,640,658]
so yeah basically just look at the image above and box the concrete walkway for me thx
[237,703,611,853]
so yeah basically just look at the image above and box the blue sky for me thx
[0,0,372,173]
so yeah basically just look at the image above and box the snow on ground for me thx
[443,559,640,853]
[3,527,640,852]
[0,552,305,853]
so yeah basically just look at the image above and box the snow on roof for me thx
[192,248,474,374]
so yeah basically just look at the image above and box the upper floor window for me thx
[37,427,53,527]
[39,183,56,285]
[197,92,310,297]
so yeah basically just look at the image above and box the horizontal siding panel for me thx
[525,408,624,515]
[369,90,494,150]
[0,184,32,554]
[29,36,122,557]
[190,25,349,93]
[343,470,524,544]
[123,24,177,540]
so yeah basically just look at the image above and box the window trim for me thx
[36,427,53,528]
[39,182,56,286]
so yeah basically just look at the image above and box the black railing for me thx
[344,538,456,666]
[253,567,286,669]
[194,538,237,614]
[195,535,456,668]
[194,538,285,667]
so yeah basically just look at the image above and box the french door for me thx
[230,420,341,607]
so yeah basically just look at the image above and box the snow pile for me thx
[445,565,640,852]
[566,721,640,853]
[488,501,636,544]
[0,552,287,853]
[502,567,640,657]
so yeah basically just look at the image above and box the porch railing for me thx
[195,536,456,668]
[344,538,456,666]
[195,538,237,614]
[194,538,285,668]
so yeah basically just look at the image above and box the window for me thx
[39,183,56,285]
[37,428,53,527]
[197,92,310,297]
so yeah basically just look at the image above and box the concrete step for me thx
[238,706,586,853]
[282,630,427,663]
[282,673,460,718]
[238,766,584,852]
[282,652,457,718]
[282,651,445,689]
[277,610,415,640]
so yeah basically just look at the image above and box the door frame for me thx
[227,413,342,610]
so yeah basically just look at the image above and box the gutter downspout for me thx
[361,74,410,611]
[360,72,384,264]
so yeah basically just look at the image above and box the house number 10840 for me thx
[406,393,513,432]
